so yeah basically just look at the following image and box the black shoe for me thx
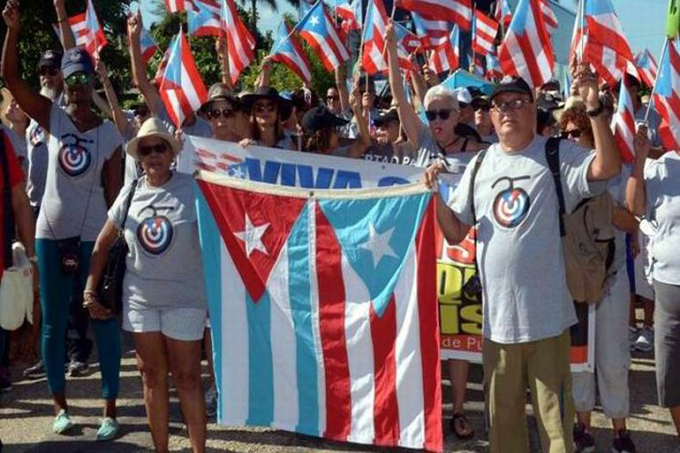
[23,360,45,379]
[613,430,636,453]
[573,423,595,453]
[0,376,12,394]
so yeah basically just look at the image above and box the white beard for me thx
[40,86,60,101]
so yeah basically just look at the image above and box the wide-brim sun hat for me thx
[301,106,349,132]
[126,117,181,160]
[240,86,292,112]
[200,82,240,112]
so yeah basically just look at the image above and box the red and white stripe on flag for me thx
[539,0,558,35]
[429,42,458,75]
[52,13,88,47]
[399,0,473,31]
[221,0,256,85]
[634,49,659,88]
[159,31,208,127]
[84,0,107,58]
[362,0,389,75]
[653,39,680,152]
[473,10,499,56]
[612,76,637,163]
[498,0,554,88]
[297,2,350,72]
[165,0,196,13]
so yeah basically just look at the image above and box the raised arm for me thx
[626,126,650,217]
[96,60,134,137]
[255,56,273,89]
[1,1,52,131]
[128,13,161,114]
[345,83,372,158]
[335,64,350,113]
[385,22,425,147]
[54,0,76,50]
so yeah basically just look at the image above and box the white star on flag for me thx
[309,15,320,27]
[235,214,269,257]
[359,222,398,267]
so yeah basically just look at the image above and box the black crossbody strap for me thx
[545,137,566,237]
[469,149,488,226]
[120,178,139,231]
[0,132,15,269]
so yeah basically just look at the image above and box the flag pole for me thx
[644,38,670,123]
[579,0,585,62]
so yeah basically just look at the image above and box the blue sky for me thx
[137,0,669,59]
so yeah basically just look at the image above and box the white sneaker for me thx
[628,326,639,351]
[634,326,654,353]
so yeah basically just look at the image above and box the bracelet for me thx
[586,103,604,118]
[83,290,97,298]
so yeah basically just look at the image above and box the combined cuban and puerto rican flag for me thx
[194,173,443,452]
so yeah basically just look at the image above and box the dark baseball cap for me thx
[301,106,349,132]
[61,47,94,79]
[38,50,63,69]
[374,109,400,127]
[490,76,534,101]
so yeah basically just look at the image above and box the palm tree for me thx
[243,0,302,29]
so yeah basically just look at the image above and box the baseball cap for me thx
[374,109,400,127]
[301,106,349,132]
[38,50,63,70]
[490,76,534,101]
[61,47,94,79]
[454,88,473,105]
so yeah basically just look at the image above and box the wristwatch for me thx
[587,103,604,118]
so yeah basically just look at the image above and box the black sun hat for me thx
[240,87,291,112]
[301,106,349,132]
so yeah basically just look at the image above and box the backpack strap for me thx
[469,149,488,226]
[545,137,566,237]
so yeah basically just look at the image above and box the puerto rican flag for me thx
[539,0,558,35]
[499,0,554,88]
[494,0,512,29]
[634,48,659,88]
[297,1,350,72]
[612,75,637,163]
[188,0,221,37]
[195,173,442,452]
[362,0,389,75]
[394,22,421,73]
[84,0,107,58]
[653,38,680,152]
[269,22,312,85]
[412,12,452,50]
[473,10,499,57]
[139,24,159,63]
[429,24,460,75]
[486,45,503,80]
[337,0,362,41]
[221,0,256,85]
[399,0,472,31]
[154,36,176,86]
[165,0,196,13]
[158,31,208,127]
[52,13,88,48]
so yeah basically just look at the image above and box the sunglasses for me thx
[425,109,454,121]
[326,95,339,101]
[40,67,59,77]
[254,102,276,114]
[491,98,532,113]
[561,129,581,139]
[64,72,91,87]
[475,104,491,112]
[138,142,169,157]
[207,108,235,120]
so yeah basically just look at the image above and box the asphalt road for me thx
[0,333,677,453]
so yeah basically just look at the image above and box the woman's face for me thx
[376,121,400,145]
[138,136,174,178]
[426,97,458,145]
[253,99,278,128]
[63,71,93,104]
[474,104,492,131]
[206,100,237,141]
[563,121,586,147]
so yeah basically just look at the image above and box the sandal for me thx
[449,412,474,440]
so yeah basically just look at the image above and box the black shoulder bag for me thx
[98,179,139,314]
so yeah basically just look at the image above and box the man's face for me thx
[491,92,536,143]
[326,88,340,114]
[376,120,400,144]
[39,65,63,92]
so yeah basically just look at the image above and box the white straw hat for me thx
[126,118,181,161]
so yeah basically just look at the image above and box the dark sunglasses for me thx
[40,67,59,77]
[425,109,454,121]
[254,102,276,114]
[326,95,339,101]
[207,108,235,120]
[475,104,491,112]
[139,142,169,157]
[64,72,91,87]
[491,98,533,113]
[561,129,582,139]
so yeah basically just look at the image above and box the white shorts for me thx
[634,231,655,301]
[123,306,207,341]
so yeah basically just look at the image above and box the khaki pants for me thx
[484,330,574,453]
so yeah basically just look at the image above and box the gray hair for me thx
[423,85,459,111]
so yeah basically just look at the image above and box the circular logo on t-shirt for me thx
[58,133,92,177]
[137,206,174,255]
[491,176,531,229]
[29,125,45,147]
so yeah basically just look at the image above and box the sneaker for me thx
[67,361,89,377]
[23,360,45,379]
[628,326,639,351]
[205,384,218,417]
[52,410,75,434]
[613,430,636,453]
[634,326,654,353]
[573,423,595,453]
[96,417,120,441]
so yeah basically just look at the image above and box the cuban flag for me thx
[499,0,554,88]
[429,24,460,75]
[494,0,512,29]
[473,10,499,57]
[269,22,312,85]
[165,0,196,13]
[635,48,659,88]
[412,13,452,50]
[394,22,421,73]
[362,0,389,75]
[297,1,350,72]
[399,0,472,31]
[139,25,159,63]
[83,0,107,58]
[195,173,442,451]
[52,13,88,47]
[158,31,208,127]
[653,38,680,151]
[188,0,221,37]
[221,0,256,85]
[612,76,637,163]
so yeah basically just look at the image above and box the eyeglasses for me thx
[561,129,582,139]
[207,108,235,120]
[475,104,491,112]
[64,72,91,87]
[138,142,169,157]
[425,109,454,121]
[326,95,339,101]
[491,98,532,113]
[254,102,276,114]
[39,67,59,77]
